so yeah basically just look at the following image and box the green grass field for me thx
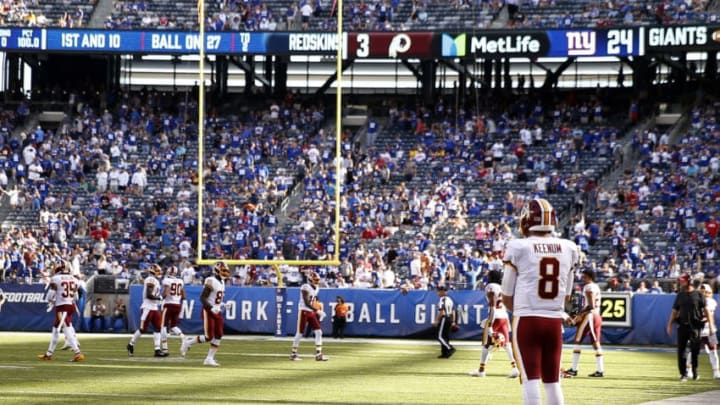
[0,332,717,405]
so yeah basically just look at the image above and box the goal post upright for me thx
[196,0,343,267]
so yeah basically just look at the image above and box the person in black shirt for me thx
[666,273,710,381]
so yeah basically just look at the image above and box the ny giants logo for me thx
[566,31,596,56]
[239,32,251,53]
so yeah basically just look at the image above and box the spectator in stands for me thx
[300,1,313,30]
[650,280,664,294]
[90,297,108,332]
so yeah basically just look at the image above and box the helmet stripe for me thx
[537,199,550,227]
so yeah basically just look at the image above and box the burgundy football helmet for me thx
[519,198,557,236]
[214,262,230,279]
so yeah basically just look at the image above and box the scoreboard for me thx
[2,25,720,58]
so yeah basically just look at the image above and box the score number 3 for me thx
[538,257,560,299]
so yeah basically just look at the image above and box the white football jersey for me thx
[162,276,185,305]
[141,275,162,311]
[701,297,717,337]
[298,283,319,312]
[502,236,579,318]
[485,283,509,319]
[50,274,78,307]
[583,282,601,313]
[204,276,226,307]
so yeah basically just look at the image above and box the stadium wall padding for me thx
[2,283,718,346]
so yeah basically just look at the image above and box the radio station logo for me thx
[441,33,466,57]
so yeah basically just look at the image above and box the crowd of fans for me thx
[2,80,720,297]
[1,0,717,30]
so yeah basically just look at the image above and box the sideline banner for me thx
[128,286,720,344]
[128,286,488,339]
[0,283,52,331]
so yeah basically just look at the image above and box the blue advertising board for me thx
[126,285,720,345]
[2,281,718,347]
[0,283,53,331]
[0,28,266,54]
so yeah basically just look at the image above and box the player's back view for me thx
[502,198,579,405]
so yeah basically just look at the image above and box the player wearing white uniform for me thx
[565,269,604,378]
[290,271,328,361]
[160,266,186,355]
[470,270,519,378]
[502,198,579,405]
[127,264,167,358]
[181,262,229,366]
[686,283,719,379]
[38,262,84,362]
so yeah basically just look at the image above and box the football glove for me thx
[317,310,327,322]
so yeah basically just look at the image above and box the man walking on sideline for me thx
[667,274,711,381]
[434,285,456,358]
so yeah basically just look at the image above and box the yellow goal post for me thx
[195,0,343,267]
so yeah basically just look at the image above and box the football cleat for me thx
[126,343,134,357]
[692,374,699,381]
[203,358,220,367]
[713,371,720,379]
[469,370,486,377]
[564,369,578,377]
[588,371,604,378]
[71,353,85,362]
[680,376,688,382]
[509,367,520,378]
[37,353,53,361]
[154,349,169,358]
[290,354,302,361]
[180,339,191,358]
[60,344,72,351]
[315,354,329,361]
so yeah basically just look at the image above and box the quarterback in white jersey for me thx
[565,269,604,378]
[290,270,328,361]
[181,262,229,366]
[38,262,84,362]
[160,265,186,354]
[470,270,519,378]
[687,284,719,379]
[502,198,579,405]
[127,264,167,358]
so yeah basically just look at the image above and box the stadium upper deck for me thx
[1,0,716,31]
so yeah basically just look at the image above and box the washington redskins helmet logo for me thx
[519,198,557,236]
[166,265,178,277]
[214,262,231,279]
[308,271,321,286]
[54,260,71,274]
[151,264,163,277]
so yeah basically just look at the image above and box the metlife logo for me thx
[441,33,466,57]
[468,32,550,57]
